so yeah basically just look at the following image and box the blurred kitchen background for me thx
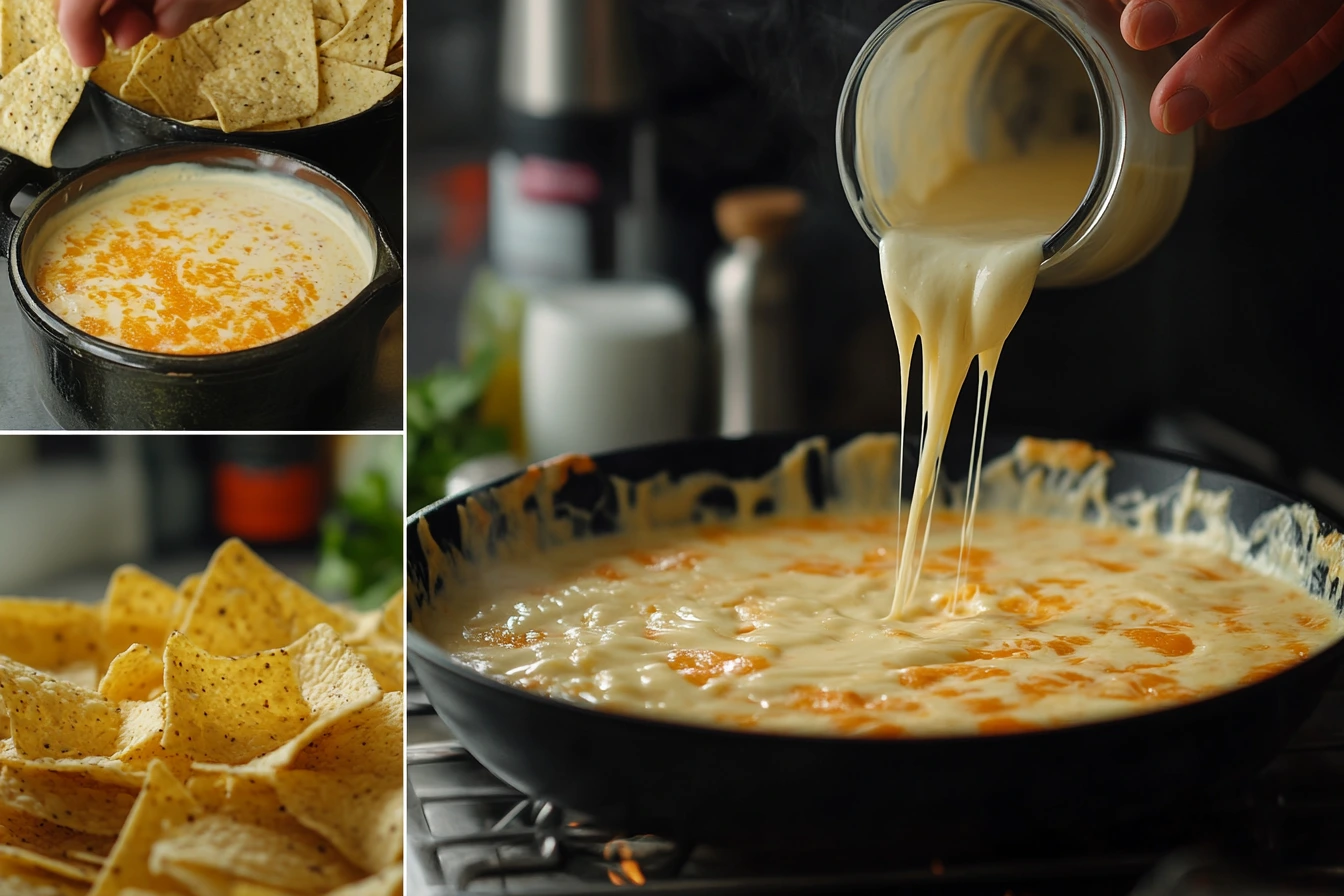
[407,0,1344,516]
[0,435,402,605]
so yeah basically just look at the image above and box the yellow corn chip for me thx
[0,846,99,884]
[148,816,361,892]
[0,41,90,167]
[201,0,319,130]
[302,57,399,128]
[172,575,199,629]
[288,692,401,775]
[270,772,400,873]
[181,539,353,656]
[88,761,199,896]
[181,119,222,129]
[384,59,402,74]
[380,590,403,641]
[163,625,379,766]
[102,567,178,667]
[315,18,342,42]
[0,0,59,75]
[0,660,119,760]
[389,0,402,51]
[90,44,135,96]
[319,0,392,70]
[0,599,100,672]
[99,646,164,703]
[336,0,364,20]
[126,34,217,125]
[353,644,402,692]
[0,860,88,896]
[0,803,115,868]
[312,0,346,25]
[0,765,138,837]
[327,865,402,896]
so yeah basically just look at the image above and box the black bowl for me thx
[1,142,402,430]
[86,80,402,188]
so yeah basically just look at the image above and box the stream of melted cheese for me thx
[31,163,374,355]
[442,510,1343,737]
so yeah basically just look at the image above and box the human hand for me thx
[1119,0,1344,134]
[58,0,249,67]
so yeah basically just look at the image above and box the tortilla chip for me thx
[329,865,402,896]
[302,56,399,127]
[319,0,392,70]
[181,539,353,656]
[88,761,199,896]
[384,59,402,74]
[90,43,135,95]
[336,0,364,21]
[0,41,89,167]
[148,816,361,892]
[99,646,165,703]
[0,0,59,75]
[380,591,403,641]
[389,0,403,51]
[288,692,401,775]
[0,765,138,837]
[0,860,88,896]
[270,772,400,873]
[162,625,379,766]
[129,34,216,122]
[102,567,178,667]
[0,599,100,673]
[0,660,119,760]
[312,0,346,25]
[353,645,402,692]
[315,17,342,42]
[0,740,144,789]
[181,118,222,130]
[201,0,318,130]
[0,803,115,868]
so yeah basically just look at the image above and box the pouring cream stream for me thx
[858,2,1100,617]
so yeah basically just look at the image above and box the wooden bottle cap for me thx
[714,187,806,247]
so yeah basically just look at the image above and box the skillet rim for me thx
[407,431,1344,747]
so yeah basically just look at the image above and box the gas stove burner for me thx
[533,802,692,883]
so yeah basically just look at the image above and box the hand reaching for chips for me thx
[58,0,250,67]
[0,539,405,896]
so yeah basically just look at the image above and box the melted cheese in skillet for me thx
[31,163,374,355]
[444,511,1343,737]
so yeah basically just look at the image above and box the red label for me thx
[517,156,601,204]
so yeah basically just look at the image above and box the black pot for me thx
[86,82,402,188]
[0,142,402,430]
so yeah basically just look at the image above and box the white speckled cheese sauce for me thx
[424,439,1344,738]
[30,163,374,355]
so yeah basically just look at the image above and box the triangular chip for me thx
[200,0,318,130]
[0,765,138,837]
[318,0,392,70]
[301,57,399,128]
[0,599,100,672]
[99,646,165,703]
[181,540,353,656]
[0,660,119,760]
[162,625,379,766]
[315,17,342,42]
[389,0,402,51]
[270,771,400,873]
[326,865,402,896]
[312,0,346,25]
[353,644,402,692]
[380,590,403,641]
[0,41,89,167]
[148,816,361,892]
[88,761,199,896]
[0,859,88,896]
[102,567,178,667]
[0,802,115,871]
[89,42,134,95]
[132,33,216,121]
[0,0,58,75]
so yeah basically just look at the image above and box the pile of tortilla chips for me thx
[0,0,403,167]
[0,539,405,896]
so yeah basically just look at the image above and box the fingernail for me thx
[1134,1,1176,47]
[1161,87,1209,134]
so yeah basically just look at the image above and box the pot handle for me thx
[0,153,58,257]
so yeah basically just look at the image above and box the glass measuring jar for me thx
[836,0,1196,288]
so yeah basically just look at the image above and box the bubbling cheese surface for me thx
[31,163,374,355]
[442,510,1343,738]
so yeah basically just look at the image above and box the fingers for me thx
[1149,0,1344,133]
[153,0,247,38]
[1208,4,1344,127]
[104,0,154,49]
[57,0,112,66]
[1121,0,1239,50]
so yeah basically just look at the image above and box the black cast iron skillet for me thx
[86,81,403,188]
[407,433,1344,856]
[0,142,401,430]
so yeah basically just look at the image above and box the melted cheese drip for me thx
[31,164,374,355]
[859,3,1100,617]
[441,510,1343,737]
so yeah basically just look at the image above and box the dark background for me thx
[409,0,1344,508]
